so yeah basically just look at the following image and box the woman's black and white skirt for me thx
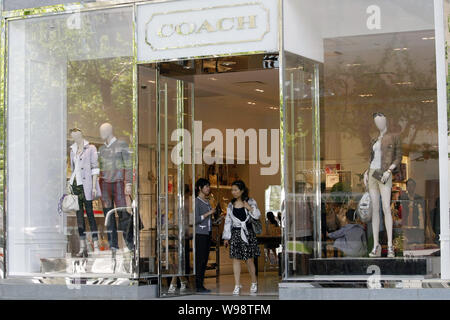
[229,227,261,260]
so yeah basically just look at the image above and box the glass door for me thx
[157,67,195,297]
[283,52,322,278]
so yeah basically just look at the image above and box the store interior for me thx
[138,54,283,296]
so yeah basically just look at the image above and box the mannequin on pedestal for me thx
[98,123,134,254]
[69,128,101,257]
[363,113,402,258]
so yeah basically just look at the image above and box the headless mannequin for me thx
[99,123,133,253]
[364,115,396,257]
[71,131,100,255]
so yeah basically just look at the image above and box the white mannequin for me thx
[364,115,396,258]
[71,130,100,254]
[99,123,132,195]
[72,131,99,198]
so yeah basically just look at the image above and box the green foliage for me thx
[286,116,309,147]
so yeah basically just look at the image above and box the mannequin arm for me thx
[92,174,98,198]
[364,170,369,187]
[125,183,132,196]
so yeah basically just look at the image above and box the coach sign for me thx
[137,0,279,62]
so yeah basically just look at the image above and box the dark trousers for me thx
[72,181,98,241]
[100,180,133,250]
[195,233,211,288]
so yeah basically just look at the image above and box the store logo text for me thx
[158,15,257,38]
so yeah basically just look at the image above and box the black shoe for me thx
[196,287,211,293]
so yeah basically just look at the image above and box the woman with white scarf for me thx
[222,180,261,295]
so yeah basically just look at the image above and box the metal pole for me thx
[434,0,450,280]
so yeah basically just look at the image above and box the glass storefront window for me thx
[284,0,441,279]
[7,7,134,276]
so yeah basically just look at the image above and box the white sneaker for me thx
[232,285,242,295]
[250,282,258,294]
[168,284,176,294]
[180,282,187,292]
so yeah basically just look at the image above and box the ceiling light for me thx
[247,102,256,105]
[255,89,265,93]
[221,61,236,66]
[359,94,374,97]
[395,81,413,85]
[209,77,218,81]
[422,37,435,40]
[393,48,408,51]
[346,63,361,67]
[148,80,155,84]
[422,100,434,103]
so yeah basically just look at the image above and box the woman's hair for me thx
[195,178,210,197]
[267,211,278,226]
[231,180,249,204]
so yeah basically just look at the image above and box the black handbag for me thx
[250,216,263,235]
[126,196,144,243]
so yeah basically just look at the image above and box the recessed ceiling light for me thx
[221,61,236,66]
[148,80,155,84]
[346,63,361,67]
[359,94,374,97]
[210,77,218,81]
[393,48,408,51]
[395,81,413,85]
[247,102,256,105]
[422,37,435,40]
[255,89,264,93]
[422,100,434,103]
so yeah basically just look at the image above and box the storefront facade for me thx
[0,0,449,299]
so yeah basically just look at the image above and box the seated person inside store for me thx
[265,211,281,270]
[326,208,367,257]
[399,178,427,248]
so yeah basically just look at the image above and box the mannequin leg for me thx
[85,200,98,241]
[368,179,381,248]
[380,177,393,248]
[101,180,119,249]
[113,181,133,250]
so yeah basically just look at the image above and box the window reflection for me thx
[7,8,134,276]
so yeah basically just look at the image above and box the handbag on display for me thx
[126,195,145,234]
[59,185,79,214]
[371,169,386,184]
[357,191,372,223]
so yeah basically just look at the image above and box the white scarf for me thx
[229,206,251,244]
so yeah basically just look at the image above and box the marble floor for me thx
[165,271,280,300]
